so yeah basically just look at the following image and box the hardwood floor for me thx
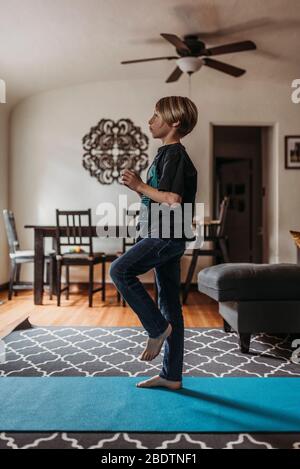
[0,285,222,334]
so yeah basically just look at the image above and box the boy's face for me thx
[148,108,179,141]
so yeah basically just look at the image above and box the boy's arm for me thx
[137,182,182,205]
[121,168,181,204]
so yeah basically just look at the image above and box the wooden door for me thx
[219,159,252,262]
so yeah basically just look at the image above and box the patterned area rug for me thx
[0,326,300,449]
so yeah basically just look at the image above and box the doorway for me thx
[213,126,264,263]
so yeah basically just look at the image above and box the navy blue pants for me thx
[109,236,186,381]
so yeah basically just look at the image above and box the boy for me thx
[110,96,198,390]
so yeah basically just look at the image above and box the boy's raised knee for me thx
[109,259,121,281]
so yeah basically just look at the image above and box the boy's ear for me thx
[172,120,180,128]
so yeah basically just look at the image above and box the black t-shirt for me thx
[137,142,197,241]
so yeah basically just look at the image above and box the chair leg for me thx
[8,261,17,300]
[102,260,106,301]
[182,249,199,304]
[117,290,121,303]
[219,238,230,263]
[45,261,50,286]
[49,258,53,300]
[57,260,62,306]
[66,265,70,299]
[51,256,57,297]
[49,256,58,300]
[14,264,21,296]
[213,242,218,265]
[117,288,126,306]
[89,264,94,307]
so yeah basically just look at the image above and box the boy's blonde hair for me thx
[155,96,198,137]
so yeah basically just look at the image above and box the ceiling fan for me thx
[121,33,256,82]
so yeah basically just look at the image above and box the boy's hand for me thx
[121,169,144,192]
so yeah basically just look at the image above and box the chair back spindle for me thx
[217,196,230,237]
[3,209,20,254]
[56,209,93,256]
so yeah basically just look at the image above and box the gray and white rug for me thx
[0,327,300,449]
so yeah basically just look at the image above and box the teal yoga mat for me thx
[1,377,300,432]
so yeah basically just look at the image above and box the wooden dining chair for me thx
[2,209,54,300]
[182,196,230,305]
[114,209,158,307]
[53,209,106,307]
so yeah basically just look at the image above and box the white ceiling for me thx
[1,0,300,106]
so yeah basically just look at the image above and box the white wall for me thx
[9,74,300,283]
[0,105,9,284]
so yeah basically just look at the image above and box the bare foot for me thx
[138,323,172,361]
[136,375,182,390]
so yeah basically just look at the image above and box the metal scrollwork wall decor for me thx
[82,118,149,184]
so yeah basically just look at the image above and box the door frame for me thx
[209,122,279,263]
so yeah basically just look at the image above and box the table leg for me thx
[34,229,44,305]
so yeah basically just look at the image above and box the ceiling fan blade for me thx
[161,33,191,54]
[121,56,178,64]
[203,58,245,77]
[166,67,183,83]
[193,18,271,39]
[204,40,256,56]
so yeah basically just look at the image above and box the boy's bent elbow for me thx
[167,192,182,205]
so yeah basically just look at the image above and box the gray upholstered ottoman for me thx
[198,263,300,353]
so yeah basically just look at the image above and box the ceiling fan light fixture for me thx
[176,57,203,73]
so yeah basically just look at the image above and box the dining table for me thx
[24,224,132,305]
[25,217,207,305]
